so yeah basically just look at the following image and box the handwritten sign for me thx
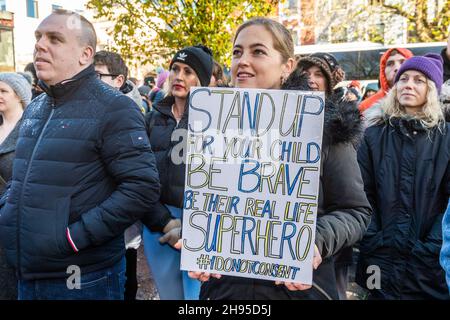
[180,87,325,284]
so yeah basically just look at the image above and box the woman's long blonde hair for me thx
[381,79,445,130]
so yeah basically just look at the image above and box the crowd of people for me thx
[0,9,449,300]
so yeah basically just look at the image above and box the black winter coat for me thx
[143,96,187,228]
[200,75,372,300]
[0,119,21,195]
[0,65,167,280]
[356,106,450,299]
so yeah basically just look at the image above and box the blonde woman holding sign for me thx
[185,17,371,300]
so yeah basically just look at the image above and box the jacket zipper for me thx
[16,100,56,277]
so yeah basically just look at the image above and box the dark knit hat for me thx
[169,45,214,86]
[297,52,345,94]
[0,72,32,107]
[395,53,444,92]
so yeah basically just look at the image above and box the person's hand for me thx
[159,218,181,247]
[187,271,222,282]
[174,239,222,282]
[275,280,312,291]
[275,245,322,291]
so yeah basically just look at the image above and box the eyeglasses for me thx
[96,73,119,80]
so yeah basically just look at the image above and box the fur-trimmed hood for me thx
[282,71,364,146]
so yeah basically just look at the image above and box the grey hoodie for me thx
[122,80,144,113]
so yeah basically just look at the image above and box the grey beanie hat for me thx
[0,72,32,108]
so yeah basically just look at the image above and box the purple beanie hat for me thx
[394,53,443,92]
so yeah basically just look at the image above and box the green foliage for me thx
[86,0,278,67]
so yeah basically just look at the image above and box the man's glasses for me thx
[96,73,119,80]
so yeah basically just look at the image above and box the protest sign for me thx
[180,87,325,284]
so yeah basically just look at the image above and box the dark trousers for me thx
[124,248,138,300]
[335,264,349,300]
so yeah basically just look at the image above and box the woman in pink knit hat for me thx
[149,70,170,107]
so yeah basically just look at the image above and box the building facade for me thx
[0,9,14,72]
[278,0,411,46]
[0,0,160,81]
[279,0,448,47]
[0,0,89,72]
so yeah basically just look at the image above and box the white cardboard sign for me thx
[180,87,325,284]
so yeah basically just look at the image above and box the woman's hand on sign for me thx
[274,245,322,291]
[173,240,222,282]
[174,239,182,250]
[275,281,312,291]
[187,271,222,282]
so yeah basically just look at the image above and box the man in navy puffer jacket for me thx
[0,10,177,300]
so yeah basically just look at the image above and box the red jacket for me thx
[359,48,413,113]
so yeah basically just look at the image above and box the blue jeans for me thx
[18,257,126,300]
[143,205,200,300]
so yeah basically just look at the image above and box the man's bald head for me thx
[34,11,97,85]
[51,9,97,51]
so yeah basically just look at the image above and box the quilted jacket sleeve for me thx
[67,95,171,251]
[314,141,372,259]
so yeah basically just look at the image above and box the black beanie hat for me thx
[169,45,214,86]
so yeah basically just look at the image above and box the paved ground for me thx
[136,246,159,300]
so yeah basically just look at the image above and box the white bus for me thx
[294,41,446,81]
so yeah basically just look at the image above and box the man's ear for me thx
[115,74,125,88]
[80,46,95,66]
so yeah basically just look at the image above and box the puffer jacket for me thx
[143,96,187,227]
[0,65,169,280]
[200,74,372,300]
[356,104,450,299]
